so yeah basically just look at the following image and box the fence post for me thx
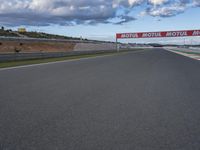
[116,37,119,52]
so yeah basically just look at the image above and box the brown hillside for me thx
[0,40,75,53]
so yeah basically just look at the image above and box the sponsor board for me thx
[116,30,200,39]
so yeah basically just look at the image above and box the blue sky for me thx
[1,0,200,43]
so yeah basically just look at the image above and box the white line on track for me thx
[0,50,144,71]
[165,48,200,61]
[0,54,113,71]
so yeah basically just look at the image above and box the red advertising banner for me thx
[116,30,200,39]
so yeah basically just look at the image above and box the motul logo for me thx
[142,32,161,38]
[166,31,187,37]
[121,33,138,38]
[193,30,200,36]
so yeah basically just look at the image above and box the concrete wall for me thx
[74,43,116,51]
[0,38,116,53]
[0,38,120,62]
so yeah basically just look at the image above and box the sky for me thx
[0,0,200,44]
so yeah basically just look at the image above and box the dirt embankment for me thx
[0,40,75,53]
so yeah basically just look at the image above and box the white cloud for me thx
[0,0,198,26]
[146,3,187,17]
[128,0,144,6]
[192,0,200,6]
[148,0,168,5]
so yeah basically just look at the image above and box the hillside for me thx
[0,28,19,37]
[0,27,86,40]
[19,32,85,40]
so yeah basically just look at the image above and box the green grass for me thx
[0,51,129,69]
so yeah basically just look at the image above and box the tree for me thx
[1,26,4,31]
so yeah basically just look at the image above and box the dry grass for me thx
[0,41,75,53]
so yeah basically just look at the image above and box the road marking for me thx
[0,50,146,71]
[0,54,115,71]
[165,48,200,61]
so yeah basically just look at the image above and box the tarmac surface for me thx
[0,49,200,150]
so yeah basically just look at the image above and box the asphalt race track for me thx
[1,49,200,150]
